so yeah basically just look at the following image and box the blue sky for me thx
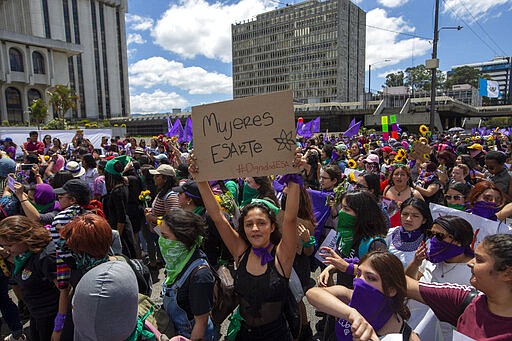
[125,0,512,114]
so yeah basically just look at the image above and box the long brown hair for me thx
[0,216,51,253]
[468,180,505,206]
[359,251,411,320]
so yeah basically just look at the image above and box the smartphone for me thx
[21,164,33,171]
[7,174,17,192]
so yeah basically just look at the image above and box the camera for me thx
[20,164,34,170]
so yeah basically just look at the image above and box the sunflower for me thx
[423,153,430,160]
[419,125,429,135]
[348,172,356,183]
[347,159,357,169]
[419,137,428,144]
[394,154,405,163]
[396,149,406,158]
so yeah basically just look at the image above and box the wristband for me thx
[54,312,66,331]
[302,236,316,248]
[343,257,360,275]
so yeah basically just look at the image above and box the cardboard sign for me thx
[191,91,297,181]
[429,203,512,248]
[409,141,432,163]
[315,229,337,263]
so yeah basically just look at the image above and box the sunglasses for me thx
[426,230,448,241]
[445,195,463,200]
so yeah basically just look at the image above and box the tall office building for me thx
[0,0,130,124]
[232,0,365,104]
[450,57,512,104]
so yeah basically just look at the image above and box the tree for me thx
[46,84,78,129]
[393,65,445,93]
[445,66,490,89]
[384,71,405,87]
[29,98,49,130]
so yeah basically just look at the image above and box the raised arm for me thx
[405,275,425,304]
[276,178,299,277]
[189,157,248,259]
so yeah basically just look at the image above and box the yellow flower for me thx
[423,153,430,160]
[171,136,178,142]
[44,155,50,161]
[121,124,126,127]
[347,159,357,169]
[419,125,429,136]
[396,149,406,158]
[419,137,428,144]
[348,172,356,182]
[394,155,405,163]
[214,195,222,203]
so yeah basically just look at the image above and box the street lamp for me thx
[428,0,462,131]
[368,59,391,96]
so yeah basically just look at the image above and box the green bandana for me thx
[336,210,356,256]
[193,206,205,216]
[72,253,109,272]
[447,203,466,211]
[227,307,244,341]
[105,155,132,176]
[158,237,198,286]
[250,198,279,216]
[240,183,259,207]
[13,251,33,276]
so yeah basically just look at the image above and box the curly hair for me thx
[60,213,113,258]
[0,216,51,253]
[482,234,512,272]
[359,251,411,320]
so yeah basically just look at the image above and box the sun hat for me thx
[149,164,175,177]
[363,154,380,164]
[64,161,86,178]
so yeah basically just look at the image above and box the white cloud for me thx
[130,90,188,113]
[125,14,154,31]
[377,0,409,8]
[377,68,403,78]
[151,0,275,63]
[366,8,431,70]
[127,33,145,45]
[443,0,511,22]
[129,56,232,95]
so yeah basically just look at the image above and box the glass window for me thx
[9,48,24,72]
[28,88,42,105]
[5,87,23,124]
[32,51,45,74]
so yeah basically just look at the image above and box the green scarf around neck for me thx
[13,251,33,275]
[158,237,201,285]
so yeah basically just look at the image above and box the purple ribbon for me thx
[252,243,274,265]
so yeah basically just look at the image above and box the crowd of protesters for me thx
[0,126,511,341]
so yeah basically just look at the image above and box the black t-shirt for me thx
[13,242,59,319]
[176,249,215,320]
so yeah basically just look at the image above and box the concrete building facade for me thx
[0,0,130,124]
[231,0,365,104]
[450,57,512,104]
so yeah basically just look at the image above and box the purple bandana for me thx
[427,237,472,263]
[391,226,424,252]
[335,278,395,340]
[470,201,499,221]
[252,243,274,265]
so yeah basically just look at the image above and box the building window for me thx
[27,89,42,105]
[5,87,23,123]
[9,48,24,72]
[32,51,45,74]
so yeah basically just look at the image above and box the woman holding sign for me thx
[189,153,301,341]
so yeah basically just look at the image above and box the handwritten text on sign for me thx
[192,91,297,181]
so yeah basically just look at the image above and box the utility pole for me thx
[429,0,440,131]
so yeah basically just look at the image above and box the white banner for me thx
[429,203,512,247]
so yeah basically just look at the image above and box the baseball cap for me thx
[53,179,90,197]
[172,180,201,199]
[149,164,175,177]
[363,154,380,164]
[381,146,392,153]
[134,147,145,155]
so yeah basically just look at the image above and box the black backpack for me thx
[115,255,153,296]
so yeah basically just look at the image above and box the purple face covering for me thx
[335,278,395,340]
[252,242,274,265]
[427,237,466,263]
[471,201,499,221]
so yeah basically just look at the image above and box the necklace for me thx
[441,262,458,278]
[394,186,407,197]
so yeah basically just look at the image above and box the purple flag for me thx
[181,116,193,142]
[298,120,314,138]
[311,117,321,133]
[471,128,476,135]
[307,189,332,242]
[296,120,304,132]
[478,127,486,136]
[166,116,172,137]
[168,118,183,138]
[348,118,355,128]
[344,121,361,138]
